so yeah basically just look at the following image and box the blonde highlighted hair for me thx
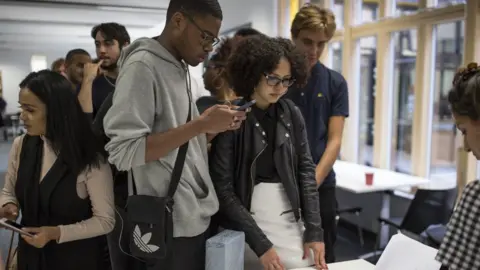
[291,4,336,40]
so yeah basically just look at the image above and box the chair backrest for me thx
[400,187,457,234]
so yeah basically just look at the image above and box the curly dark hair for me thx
[227,36,308,98]
[448,62,480,120]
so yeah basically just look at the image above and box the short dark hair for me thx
[91,22,131,46]
[227,36,308,98]
[19,70,105,175]
[448,62,480,120]
[65,49,90,63]
[234,28,263,37]
[166,0,223,20]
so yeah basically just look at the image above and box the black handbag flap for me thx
[127,195,170,225]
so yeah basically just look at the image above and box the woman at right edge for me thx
[435,62,480,270]
[209,35,327,270]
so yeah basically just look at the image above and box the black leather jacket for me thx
[209,99,323,257]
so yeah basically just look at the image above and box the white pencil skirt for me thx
[249,182,314,269]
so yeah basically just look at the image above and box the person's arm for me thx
[103,61,205,171]
[291,106,323,243]
[78,79,94,113]
[0,136,23,207]
[209,131,273,257]
[316,80,349,185]
[78,61,102,113]
[435,181,479,269]
[56,161,115,243]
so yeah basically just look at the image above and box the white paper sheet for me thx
[291,259,375,270]
[374,233,441,270]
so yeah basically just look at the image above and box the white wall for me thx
[0,0,278,107]
[219,0,277,36]
[0,49,78,113]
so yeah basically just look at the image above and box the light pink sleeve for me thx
[0,136,24,207]
[57,161,115,243]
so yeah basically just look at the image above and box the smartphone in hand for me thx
[235,100,256,111]
[0,218,33,237]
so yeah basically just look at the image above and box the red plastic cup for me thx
[365,172,374,186]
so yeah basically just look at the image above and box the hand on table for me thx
[304,242,328,269]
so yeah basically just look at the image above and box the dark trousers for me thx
[107,207,137,270]
[139,231,208,270]
[318,185,338,263]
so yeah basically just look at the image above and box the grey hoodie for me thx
[103,37,219,237]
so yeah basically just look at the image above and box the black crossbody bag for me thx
[127,72,193,260]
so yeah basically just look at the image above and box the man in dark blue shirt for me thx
[285,4,349,263]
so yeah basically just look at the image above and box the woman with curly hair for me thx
[197,37,238,114]
[209,35,327,270]
[435,62,480,270]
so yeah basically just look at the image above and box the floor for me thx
[0,139,376,265]
[336,222,377,264]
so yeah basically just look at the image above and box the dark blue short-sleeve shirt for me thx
[284,62,349,186]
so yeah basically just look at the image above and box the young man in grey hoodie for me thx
[103,0,247,269]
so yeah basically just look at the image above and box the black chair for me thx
[423,224,447,248]
[375,187,457,250]
[336,206,364,246]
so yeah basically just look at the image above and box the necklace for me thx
[103,73,116,87]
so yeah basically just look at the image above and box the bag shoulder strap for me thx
[166,101,191,198]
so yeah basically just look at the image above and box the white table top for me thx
[334,161,430,194]
[328,259,375,270]
[292,259,374,270]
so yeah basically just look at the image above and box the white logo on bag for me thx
[133,225,160,253]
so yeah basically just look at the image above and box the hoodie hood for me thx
[118,37,185,70]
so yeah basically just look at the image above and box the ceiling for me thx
[0,0,169,53]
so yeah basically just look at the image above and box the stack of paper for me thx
[375,233,441,270]
[292,233,441,270]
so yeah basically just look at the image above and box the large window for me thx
[358,36,377,166]
[435,0,466,6]
[429,21,464,178]
[395,1,419,16]
[358,1,379,24]
[276,0,475,182]
[333,0,344,28]
[329,42,343,74]
[390,29,417,174]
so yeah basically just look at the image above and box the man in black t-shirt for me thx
[78,23,130,118]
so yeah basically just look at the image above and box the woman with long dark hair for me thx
[209,35,327,270]
[0,70,114,270]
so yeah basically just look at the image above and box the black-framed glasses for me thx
[264,74,295,87]
[182,11,220,47]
